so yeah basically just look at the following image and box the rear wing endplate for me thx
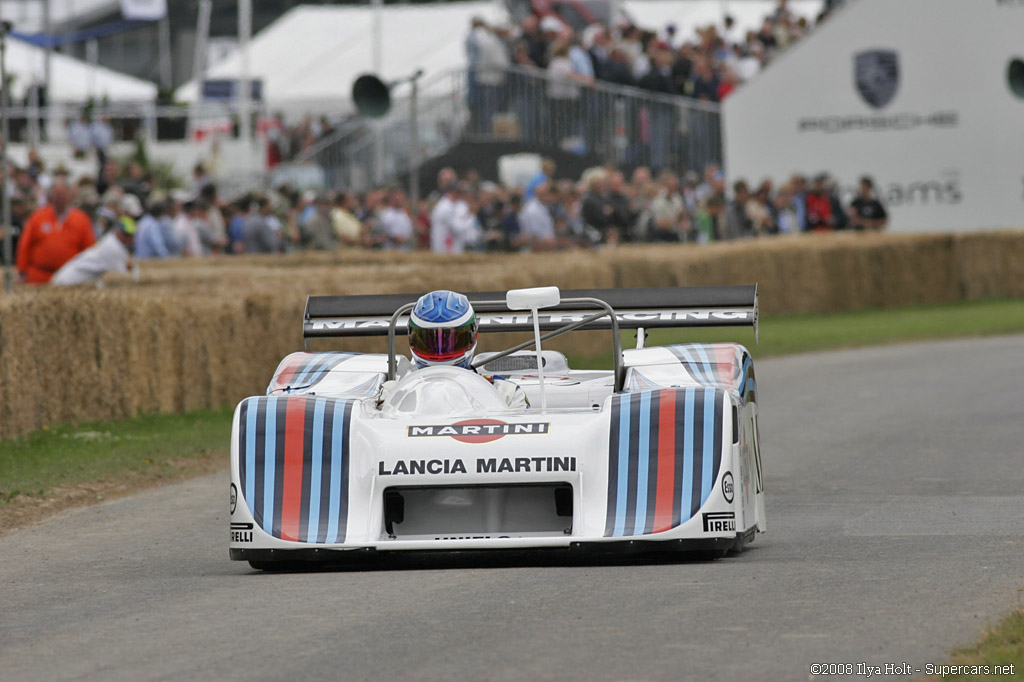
[303,285,758,343]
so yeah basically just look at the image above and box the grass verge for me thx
[0,406,234,535]
[922,609,1024,680]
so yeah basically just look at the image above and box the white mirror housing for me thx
[506,286,561,311]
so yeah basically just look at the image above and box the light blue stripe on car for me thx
[261,397,278,534]
[306,398,326,544]
[681,387,695,519]
[245,398,257,506]
[325,400,346,544]
[701,388,715,502]
[632,391,652,536]
[674,345,715,387]
[292,356,330,387]
[692,345,717,385]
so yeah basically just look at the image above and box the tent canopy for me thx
[176,0,824,106]
[6,35,158,102]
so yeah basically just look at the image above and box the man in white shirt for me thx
[517,182,556,251]
[379,189,415,250]
[430,182,479,254]
[51,218,134,286]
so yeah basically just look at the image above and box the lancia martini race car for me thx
[229,285,765,569]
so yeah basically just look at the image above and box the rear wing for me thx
[303,285,758,342]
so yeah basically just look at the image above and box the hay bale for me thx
[2,231,1022,439]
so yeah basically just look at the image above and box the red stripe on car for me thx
[279,399,307,541]
[653,389,677,532]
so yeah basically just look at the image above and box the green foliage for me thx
[937,610,1024,680]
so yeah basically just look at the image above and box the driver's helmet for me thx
[408,290,479,369]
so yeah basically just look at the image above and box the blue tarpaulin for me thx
[12,19,152,48]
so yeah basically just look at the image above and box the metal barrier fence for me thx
[288,70,467,192]
[468,65,722,175]
[288,65,722,192]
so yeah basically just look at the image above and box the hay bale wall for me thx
[1,231,1022,439]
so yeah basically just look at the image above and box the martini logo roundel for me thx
[407,420,550,443]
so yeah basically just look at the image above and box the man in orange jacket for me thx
[16,179,95,284]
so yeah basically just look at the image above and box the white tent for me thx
[176,2,508,107]
[176,0,823,107]
[6,35,158,102]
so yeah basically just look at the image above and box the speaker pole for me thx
[1,21,12,293]
[372,0,384,185]
[409,70,423,221]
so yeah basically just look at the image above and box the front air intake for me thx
[382,484,573,540]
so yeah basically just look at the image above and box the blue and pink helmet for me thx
[408,290,479,369]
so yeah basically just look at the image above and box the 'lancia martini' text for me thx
[378,456,577,475]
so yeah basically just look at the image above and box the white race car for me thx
[229,286,765,569]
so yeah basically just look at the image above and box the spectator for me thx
[524,158,556,201]
[649,171,687,242]
[51,213,135,286]
[97,159,121,196]
[90,115,113,170]
[546,40,585,147]
[68,113,91,159]
[789,173,808,232]
[331,192,366,247]
[517,181,557,250]
[748,181,777,235]
[299,193,337,251]
[15,179,95,284]
[120,161,152,201]
[430,182,479,254]
[826,174,849,230]
[519,14,548,68]
[689,56,721,101]
[724,179,754,239]
[585,26,612,80]
[200,184,228,252]
[472,21,510,135]
[805,174,836,232]
[694,194,725,243]
[243,197,281,254]
[848,176,889,231]
[379,189,416,250]
[774,184,800,235]
[158,196,184,256]
[606,171,636,241]
[227,198,250,253]
[134,197,174,259]
[581,168,613,243]
[173,198,202,257]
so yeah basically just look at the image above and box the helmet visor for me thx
[408,318,478,362]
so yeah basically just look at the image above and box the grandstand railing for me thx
[284,65,722,192]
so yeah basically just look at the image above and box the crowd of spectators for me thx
[465,0,835,137]
[1,151,888,287]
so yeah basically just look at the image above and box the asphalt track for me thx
[2,335,1023,682]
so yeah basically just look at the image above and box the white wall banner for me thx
[723,0,1024,232]
[120,0,167,21]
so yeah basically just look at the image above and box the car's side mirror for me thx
[506,286,561,311]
